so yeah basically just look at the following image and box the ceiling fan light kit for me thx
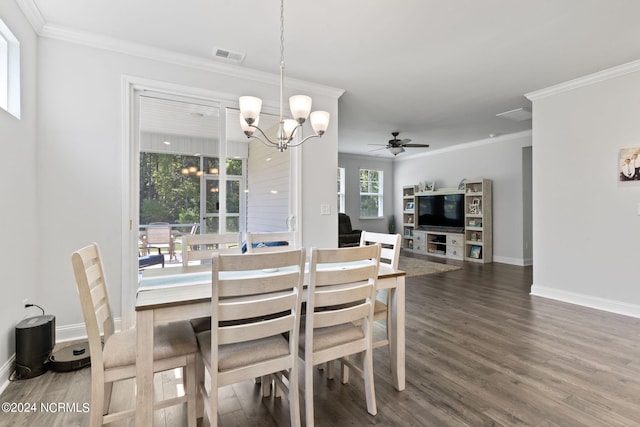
[238,0,330,152]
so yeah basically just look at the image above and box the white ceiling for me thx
[21,0,640,157]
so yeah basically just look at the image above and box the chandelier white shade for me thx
[238,0,330,152]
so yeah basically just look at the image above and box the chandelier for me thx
[239,0,330,152]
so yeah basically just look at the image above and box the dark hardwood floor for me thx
[3,261,640,426]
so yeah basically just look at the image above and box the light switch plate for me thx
[320,204,331,215]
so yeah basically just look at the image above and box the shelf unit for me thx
[402,185,417,250]
[400,178,492,263]
[464,179,492,263]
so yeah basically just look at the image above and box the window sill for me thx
[359,216,384,220]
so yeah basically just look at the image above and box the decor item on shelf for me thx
[238,0,330,152]
[469,245,482,259]
[418,181,434,192]
[405,202,414,211]
[458,178,467,190]
[469,199,481,215]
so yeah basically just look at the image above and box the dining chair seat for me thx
[300,323,365,352]
[103,322,197,369]
[197,333,290,372]
[373,299,387,319]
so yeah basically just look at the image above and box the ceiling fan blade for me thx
[403,143,430,148]
[399,138,412,144]
[368,146,389,152]
[367,143,388,146]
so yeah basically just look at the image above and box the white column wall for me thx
[528,64,640,316]
[0,2,38,385]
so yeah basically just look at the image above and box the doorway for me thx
[122,78,301,326]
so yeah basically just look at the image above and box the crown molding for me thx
[15,0,45,33]
[16,0,344,99]
[394,130,532,162]
[526,59,640,101]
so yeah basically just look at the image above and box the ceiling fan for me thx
[369,132,430,156]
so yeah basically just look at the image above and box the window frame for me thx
[359,168,384,219]
[337,167,345,214]
[0,18,20,119]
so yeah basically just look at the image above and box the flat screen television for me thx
[417,193,465,232]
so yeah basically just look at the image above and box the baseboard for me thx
[0,354,16,396]
[493,255,528,266]
[55,317,122,343]
[530,285,640,319]
[54,322,89,343]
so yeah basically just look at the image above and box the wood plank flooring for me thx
[3,260,640,426]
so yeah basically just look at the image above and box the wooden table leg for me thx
[136,310,154,426]
[389,276,406,391]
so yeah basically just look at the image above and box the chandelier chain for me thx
[279,0,285,121]
[238,0,329,151]
[280,0,285,69]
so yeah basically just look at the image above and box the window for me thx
[337,167,345,213]
[0,19,20,118]
[359,169,383,218]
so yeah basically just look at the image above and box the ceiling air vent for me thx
[213,48,245,63]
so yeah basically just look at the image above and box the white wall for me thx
[0,2,38,387]
[338,153,396,234]
[393,132,532,265]
[528,62,640,317]
[33,36,340,339]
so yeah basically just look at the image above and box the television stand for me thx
[412,230,463,261]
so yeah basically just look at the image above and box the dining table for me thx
[134,260,406,426]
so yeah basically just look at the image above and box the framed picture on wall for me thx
[619,147,640,181]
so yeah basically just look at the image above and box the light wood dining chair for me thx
[245,231,296,253]
[360,231,401,350]
[334,231,401,384]
[196,248,306,427]
[71,243,198,426]
[301,244,380,427]
[181,233,241,266]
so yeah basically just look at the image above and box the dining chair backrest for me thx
[245,231,296,253]
[212,248,305,356]
[360,231,401,269]
[306,244,380,356]
[181,233,241,266]
[71,243,114,371]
